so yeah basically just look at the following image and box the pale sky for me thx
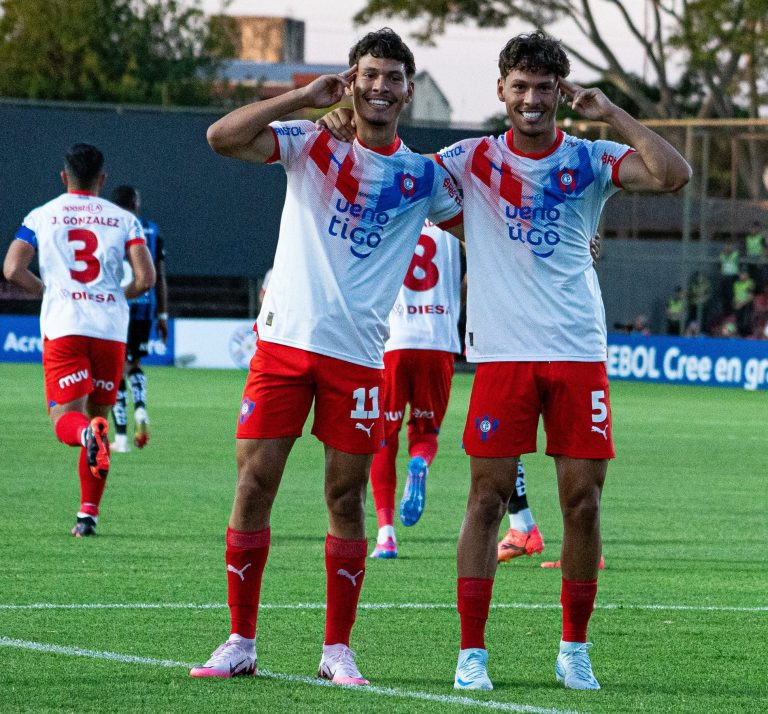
[204,0,658,125]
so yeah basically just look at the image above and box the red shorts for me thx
[381,349,454,439]
[43,335,126,408]
[236,339,385,454]
[463,361,615,459]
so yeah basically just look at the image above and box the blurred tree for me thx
[0,0,236,105]
[354,0,767,121]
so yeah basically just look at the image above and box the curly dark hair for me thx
[349,28,416,79]
[64,143,104,186]
[498,31,570,79]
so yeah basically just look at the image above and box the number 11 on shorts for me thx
[350,387,380,419]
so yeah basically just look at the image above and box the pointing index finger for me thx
[557,77,579,96]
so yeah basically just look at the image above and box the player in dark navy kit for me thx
[109,185,168,452]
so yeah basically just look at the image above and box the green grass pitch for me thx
[1,363,766,713]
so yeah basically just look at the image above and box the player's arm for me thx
[558,78,691,193]
[3,239,43,298]
[154,248,169,343]
[124,243,156,300]
[207,67,357,163]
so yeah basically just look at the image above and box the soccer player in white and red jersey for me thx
[435,32,690,691]
[3,143,155,537]
[189,29,463,685]
[368,220,462,559]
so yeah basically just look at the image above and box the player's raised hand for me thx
[558,78,615,121]
[317,108,356,142]
[303,66,357,109]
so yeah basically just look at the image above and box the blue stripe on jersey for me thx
[375,160,435,213]
[15,224,37,249]
[543,144,595,211]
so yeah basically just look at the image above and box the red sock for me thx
[226,527,270,639]
[55,412,89,447]
[561,577,598,642]
[408,431,438,465]
[77,448,106,516]
[458,577,494,649]
[370,436,398,528]
[324,533,367,646]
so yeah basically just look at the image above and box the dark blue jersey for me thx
[129,217,165,321]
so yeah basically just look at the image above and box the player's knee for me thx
[234,464,279,507]
[468,488,508,527]
[325,487,365,526]
[562,494,600,527]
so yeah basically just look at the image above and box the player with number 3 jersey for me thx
[3,143,155,538]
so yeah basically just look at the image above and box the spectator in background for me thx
[733,267,755,337]
[665,286,684,335]
[110,185,168,452]
[719,240,740,313]
[688,271,712,330]
[744,221,765,284]
[751,284,768,339]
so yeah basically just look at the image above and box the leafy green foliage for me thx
[0,0,235,105]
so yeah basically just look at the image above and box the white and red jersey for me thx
[15,191,145,342]
[386,221,462,354]
[257,120,463,368]
[437,129,632,362]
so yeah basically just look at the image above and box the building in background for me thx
[210,15,452,125]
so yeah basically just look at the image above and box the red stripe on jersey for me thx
[470,139,492,187]
[500,166,523,208]
[471,139,522,207]
[611,148,635,188]
[308,131,333,173]
[126,238,146,248]
[336,153,359,204]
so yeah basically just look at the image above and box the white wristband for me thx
[157,312,169,320]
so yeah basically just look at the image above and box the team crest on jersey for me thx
[239,397,256,424]
[375,163,435,212]
[400,173,417,197]
[557,169,576,193]
[475,414,499,441]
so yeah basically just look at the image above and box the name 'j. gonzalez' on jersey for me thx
[437,129,633,363]
[15,192,146,342]
[386,221,462,355]
[257,120,463,369]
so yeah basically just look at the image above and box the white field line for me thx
[0,601,766,612]
[0,636,581,714]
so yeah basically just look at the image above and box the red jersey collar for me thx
[68,190,97,197]
[505,128,564,159]
[355,134,402,156]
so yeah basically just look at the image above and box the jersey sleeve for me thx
[126,216,146,248]
[427,163,464,229]
[14,207,42,249]
[268,119,320,168]
[435,139,474,189]
[593,139,635,196]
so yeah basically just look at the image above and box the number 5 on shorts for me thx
[591,390,607,423]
